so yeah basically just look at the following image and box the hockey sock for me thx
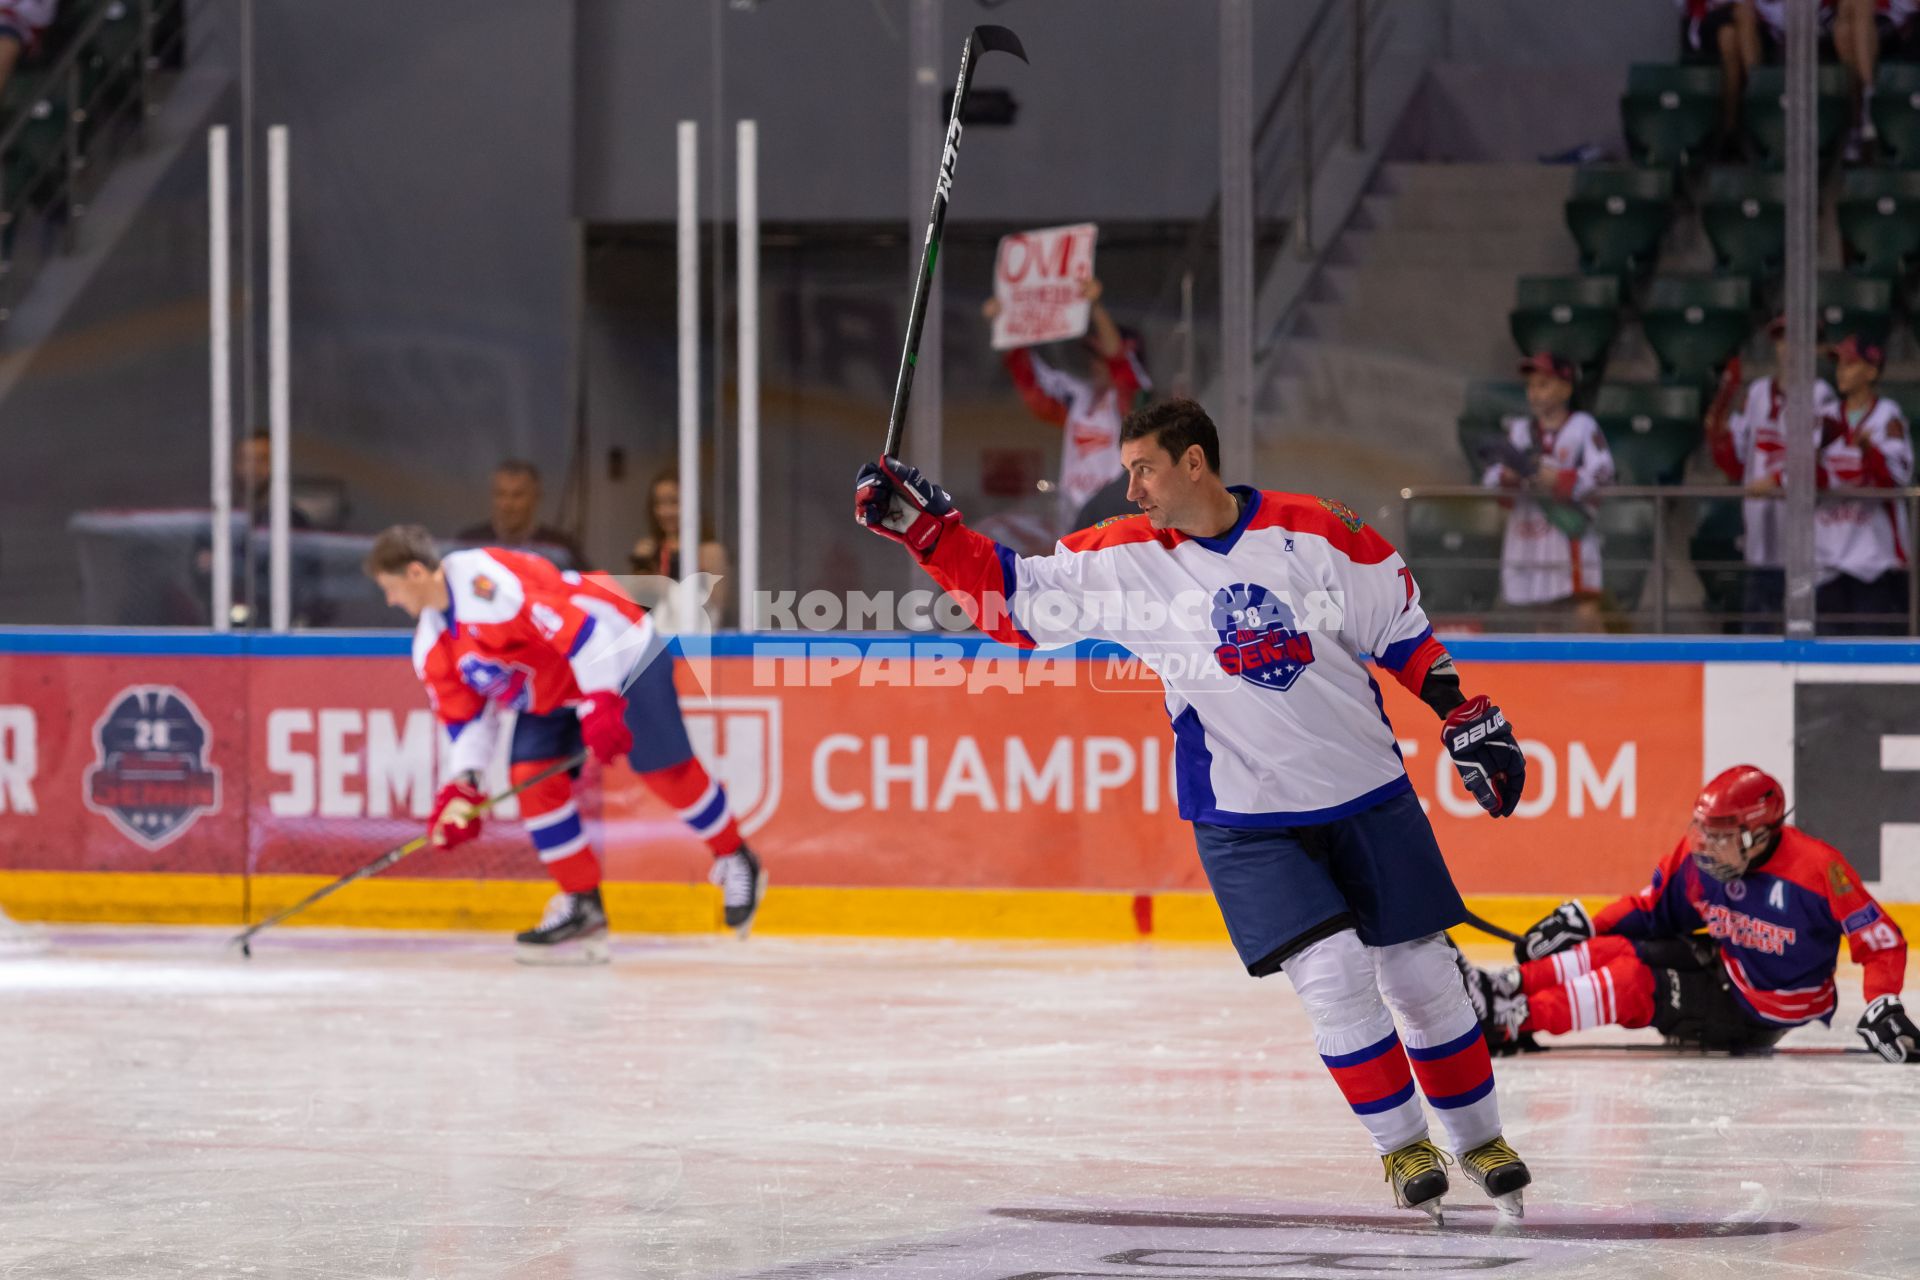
[642,758,742,857]
[1524,955,1656,1035]
[1518,934,1637,994]
[1282,929,1428,1155]
[1375,933,1501,1154]
[514,759,601,894]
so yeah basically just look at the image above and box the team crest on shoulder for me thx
[471,574,496,601]
[1093,513,1146,530]
[1828,862,1854,898]
[1317,496,1364,533]
[1210,582,1314,692]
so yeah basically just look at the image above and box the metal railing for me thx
[0,0,189,325]
[1398,483,1920,636]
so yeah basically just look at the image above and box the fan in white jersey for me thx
[984,276,1149,533]
[1706,315,1842,631]
[1817,334,1913,633]
[857,399,1535,1222]
[1480,353,1616,621]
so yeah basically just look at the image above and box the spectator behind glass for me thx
[629,470,732,626]
[196,428,328,627]
[1480,353,1617,632]
[1816,335,1913,634]
[457,459,587,570]
[0,1,55,101]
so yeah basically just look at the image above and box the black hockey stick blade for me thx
[972,24,1028,62]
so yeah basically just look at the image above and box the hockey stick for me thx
[882,23,1027,459]
[1460,908,1524,946]
[229,749,587,957]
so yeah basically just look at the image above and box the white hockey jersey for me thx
[1816,395,1914,586]
[1481,411,1615,606]
[1004,347,1148,522]
[1717,376,1841,568]
[921,488,1448,826]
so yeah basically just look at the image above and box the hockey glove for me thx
[1858,994,1920,1063]
[429,774,487,849]
[1514,900,1594,965]
[579,690,634,764]
[854,455,962,561]
[1442,694,1526,818]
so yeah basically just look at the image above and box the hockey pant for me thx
[1283,929,1502,1155]
[1517,935,1785,1050]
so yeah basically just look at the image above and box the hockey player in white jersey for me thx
[856,399,1533,1222]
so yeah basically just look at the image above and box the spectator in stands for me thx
[982,276,1150,535]
[196,428,326,627]
[1816,335,1913,633]
[1831,0,1916,160]
[1679,1,1763,152]
[1482,353,1617,630]
[629,468,732,625]
[1706,315,1841,632]
[457,459,586,570]
[0,2,55,101]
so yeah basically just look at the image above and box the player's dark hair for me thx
[495,458,541,484]
[1120,398,1220,474]
[363,524,442,577]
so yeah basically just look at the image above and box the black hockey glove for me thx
[854,456,962,561]
[1442,694,1526,818]
[1514,900,1594,965]
[1858,994,1920,1063]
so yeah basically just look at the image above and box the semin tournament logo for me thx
[1210,583,1314,691]
[84,686,222,849]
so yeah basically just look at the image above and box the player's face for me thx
[1688,817,1750,883]
[1122,436,1192,529]
[491,472,540,531]
[375,566,438,618]
[1524,372,1571,418]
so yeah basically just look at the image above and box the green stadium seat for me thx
[1597,495,1659,612]
[1509,275,1620,377]
[1640,275,1753,384]
[1689,497,1747,621]
[1621,64,1723,167]
[1700,168,1784,280]
[1591,382,1704,485]
[0,72,69,214]
[1871,63,1920,167]
[1457,380,1530,478]
[1403,497,1507,617]
[1880,380,1920,421]
[1818,271,1894,347]
[1837,169,1920,278]
[1742,65,1851,169]
[1564,167,1674,279]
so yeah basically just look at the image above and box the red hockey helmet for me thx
[1689,765,1787,882]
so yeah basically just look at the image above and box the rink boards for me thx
[0,630,1915,940]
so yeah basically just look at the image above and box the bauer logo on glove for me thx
[1442,694,1527,818]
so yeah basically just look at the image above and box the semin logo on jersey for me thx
[1210,583,1314,691]
[456,655,535,710]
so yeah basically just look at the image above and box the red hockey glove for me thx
[429,775,486,849]
[580,690,633,764]
[854,455,962,561]
[1443,694,1527,818]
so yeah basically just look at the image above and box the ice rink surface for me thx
[2,928,1916,1280]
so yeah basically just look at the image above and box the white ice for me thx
[2,929,1916,1279]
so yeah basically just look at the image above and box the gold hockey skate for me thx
[1381,1138,1451,1224]
[1458,1134,1530,1220]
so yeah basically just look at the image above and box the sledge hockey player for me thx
[364,524,766,962]
[855,398,1533,1222]
[1460,765,1915,1061]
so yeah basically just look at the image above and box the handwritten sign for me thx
[990,222,1098,351]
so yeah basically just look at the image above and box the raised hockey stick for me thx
[882,23,1027,458]
[229,749,587,957]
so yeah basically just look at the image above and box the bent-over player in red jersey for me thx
[1459,765,1915,1060]
[365,524,766,962]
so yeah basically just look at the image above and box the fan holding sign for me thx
[984,231,1150,533]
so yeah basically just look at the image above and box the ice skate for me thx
[1458,1135,1531,1220]
[514,889,610,965]
[1381,1138,1451,1224]
[710,844,767,938]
